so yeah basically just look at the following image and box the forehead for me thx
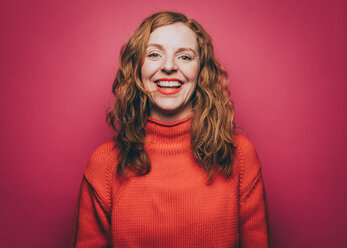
[147,23,198,50]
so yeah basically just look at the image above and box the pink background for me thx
[1,0,346,247]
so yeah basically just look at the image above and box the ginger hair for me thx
[107,11,236,183]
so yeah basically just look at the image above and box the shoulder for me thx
[84,140,117,178]
[83,140,118,201]
[232,133,262,188]
[233,133,259,162]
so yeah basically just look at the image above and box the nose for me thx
[161,56,178,73]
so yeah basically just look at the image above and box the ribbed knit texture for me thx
[71,115,271,247]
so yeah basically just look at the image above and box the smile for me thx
[154,78,183,95]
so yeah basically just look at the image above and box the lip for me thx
[155,78,184,84]
[154,78,184,95]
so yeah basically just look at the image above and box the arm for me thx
[71,176,111,248]
[71,141,117,248]
[237,135,272,247]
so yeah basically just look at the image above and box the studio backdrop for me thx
[1,0,346,247]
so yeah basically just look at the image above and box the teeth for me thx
[156,80,182,87]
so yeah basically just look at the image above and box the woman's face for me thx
[141,22,200,122]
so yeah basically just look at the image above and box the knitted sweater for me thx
[71,115,271,247]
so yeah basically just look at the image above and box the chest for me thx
[110,173,240,247]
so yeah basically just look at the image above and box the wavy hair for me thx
[107,11,236,183]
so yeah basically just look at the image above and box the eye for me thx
[148,52,161,58]
[180,55,192,61]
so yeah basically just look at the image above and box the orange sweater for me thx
[71,115,271,247]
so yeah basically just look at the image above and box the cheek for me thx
[140,63,153,90]
[140,62,150,80]
[186,64,200,81]
[141,60,160,79]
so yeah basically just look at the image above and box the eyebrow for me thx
[146,43,197,56]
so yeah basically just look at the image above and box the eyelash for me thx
[148,53,160,58]
[180,55,192,61]
[147,53,192,61]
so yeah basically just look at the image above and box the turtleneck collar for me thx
[144,114,193,154]
[146,114,192,138]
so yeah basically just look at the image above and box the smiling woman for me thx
[71,11,272,248]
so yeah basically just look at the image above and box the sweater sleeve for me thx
[236,134,271,248]
[71,141,117,248]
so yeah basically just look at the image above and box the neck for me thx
[149,105,193,122]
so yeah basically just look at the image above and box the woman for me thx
[71,11,271,248]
